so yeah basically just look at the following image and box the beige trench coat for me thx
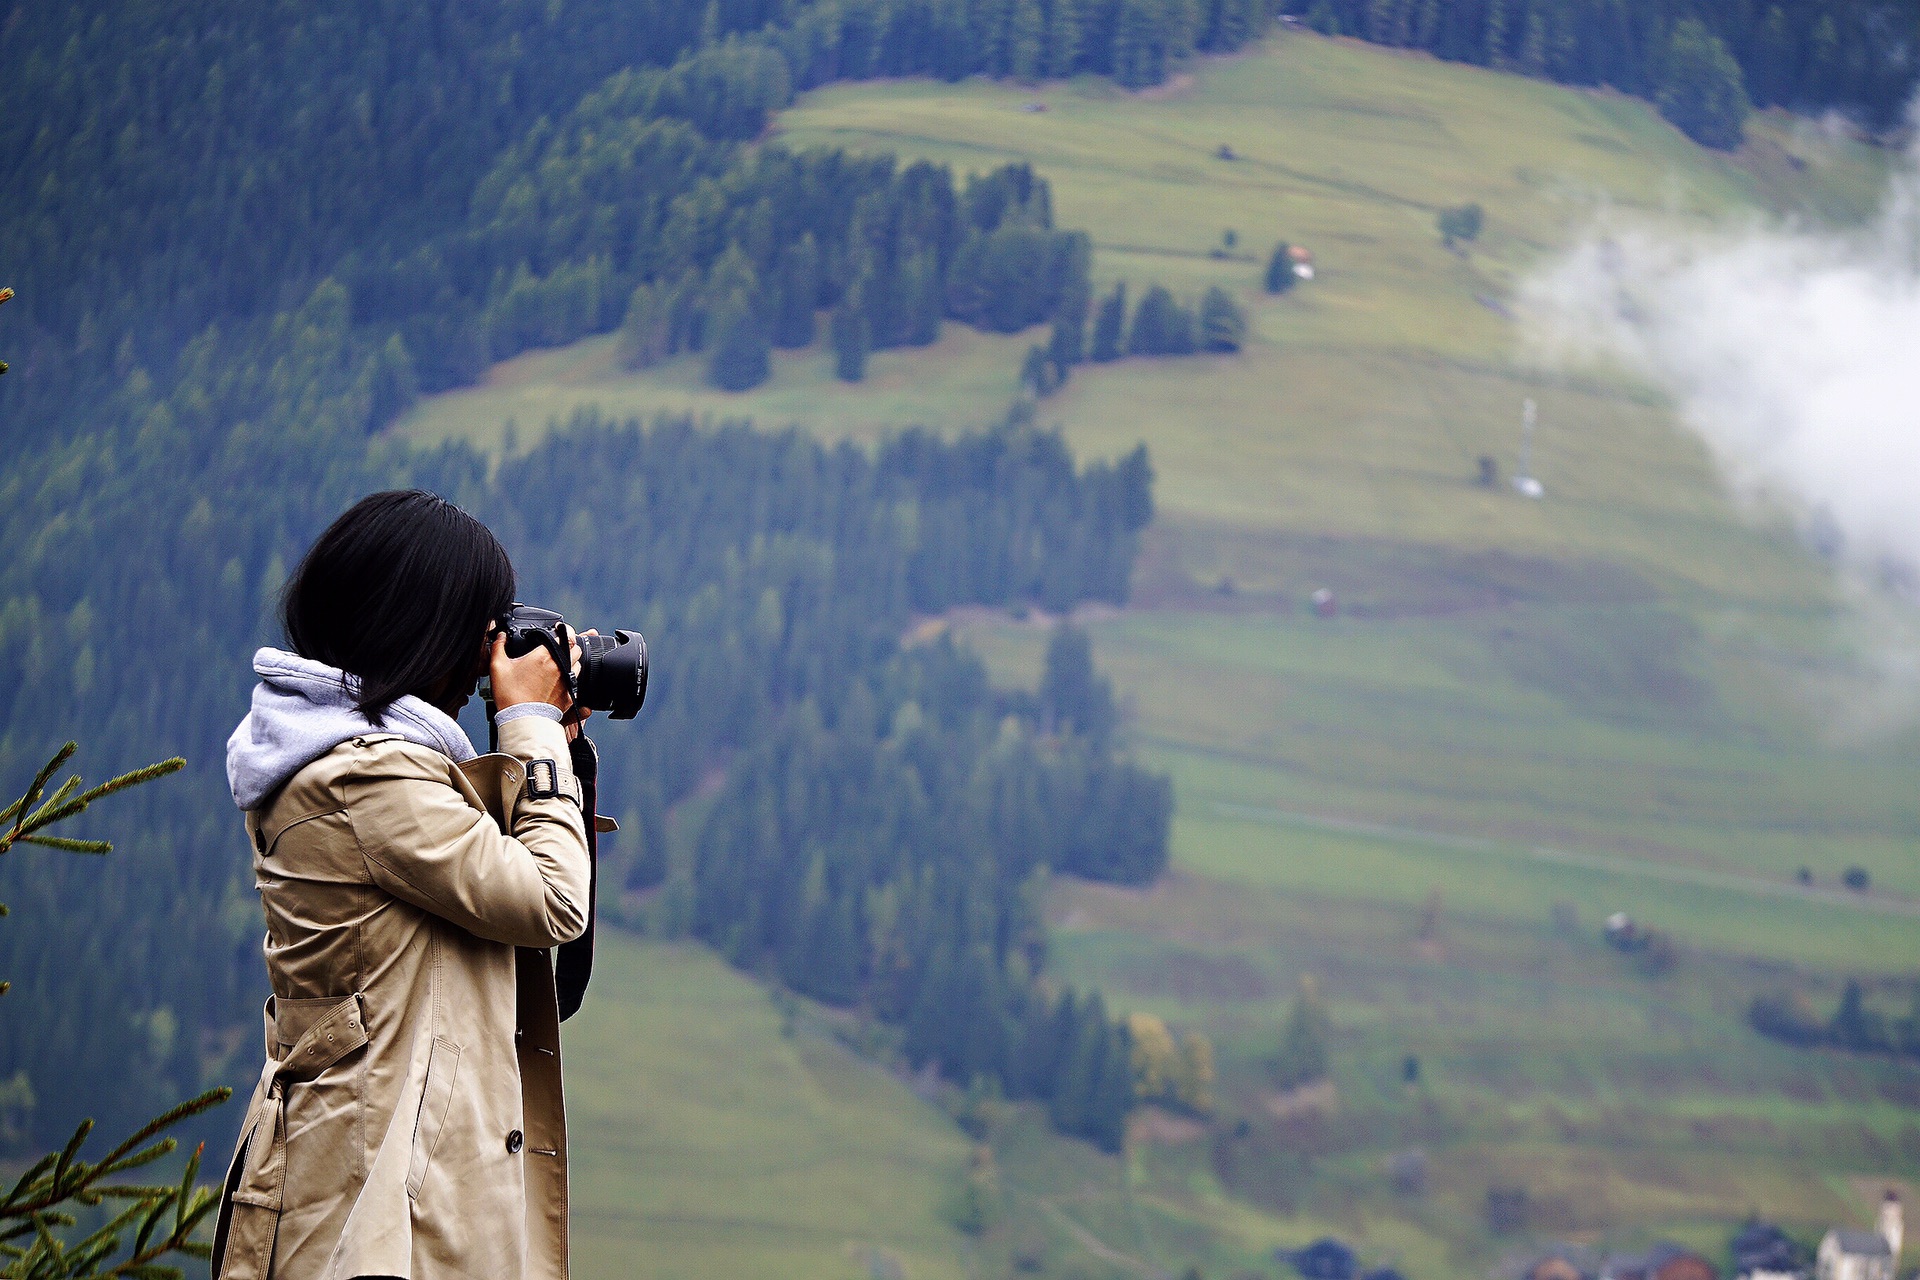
[212,715,592,1280]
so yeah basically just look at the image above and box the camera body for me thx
[496,604,649,720]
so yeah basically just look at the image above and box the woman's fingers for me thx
[491,633,572,711]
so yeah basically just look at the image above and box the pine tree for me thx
[0,742,230,1278]
[1042,624,1116,743]
[902,249,943,347]
[1436,203,1484,248]
[1128,285,1194,355]
[1657,19,1750,149]
[1264,242,1296,293]
[1090,1020,1135,1151]
[1090,281,1127,361]
[1020,343,1053,395]
[701,244,770,390]
[1044,0,1084,76]
[1012,0,1046,81]
[708,305,772,391]
[1198,286,1246,352]
[771,235,820,349]
[1112,0,1160,87]
[1273,977,1332,1090]
[1519,11,1548,74]
[365,333,419,432]
[831,300,870,381]
[1413,0,1440,46]
[1483,0,1508,65]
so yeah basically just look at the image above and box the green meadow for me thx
[409,30,1920,1280]
[565,936,975,1280]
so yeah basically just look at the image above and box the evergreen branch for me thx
[62,1195,151,1267]
[31,1212,66,1268]
[15,758,185,852]
[70,760,185,810]
[130,1199,169,1261]
[92,1089,228,1178]
[170,1149,198,1244]
[5,1089,225,1219]
[49,1121,94,1203]
[2,745,76,851]
[90,1188,171,1204]
[2,1155,59,1214]
[14,836,112,855]
[0,738,223,1279]
[24,777,82,827]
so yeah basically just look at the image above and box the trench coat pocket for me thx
[406,1038,461,1200]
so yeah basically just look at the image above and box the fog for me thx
[1522,130,1920,582]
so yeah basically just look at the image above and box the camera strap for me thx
[554,731,599,1022]
[538,623,579,706]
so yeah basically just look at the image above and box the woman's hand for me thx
[489,631,575,714]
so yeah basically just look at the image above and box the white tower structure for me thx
[1879,1190,1903,1265]
[1513,398,1544,499]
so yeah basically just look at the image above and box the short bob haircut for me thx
[282,490,515,722]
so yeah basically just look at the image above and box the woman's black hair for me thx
[282,490,515,722]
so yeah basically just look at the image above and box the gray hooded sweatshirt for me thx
[225,647,476,811]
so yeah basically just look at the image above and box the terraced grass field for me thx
[410,31,1920,1280]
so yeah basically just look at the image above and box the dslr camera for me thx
[494,604,649,720]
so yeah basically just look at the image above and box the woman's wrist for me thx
[493,702,564,725]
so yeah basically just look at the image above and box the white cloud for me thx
[1521,136,1920,578]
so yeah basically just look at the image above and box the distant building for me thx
[1816,1230,1892,1280]
[1520,1244,1600,1280]
[1284,1238,1358,1280]
[1731,1219,1807,1280]
[1816,1193,1902,1280]
[1603,912,1645,951]
[1602,1243,1717,1280]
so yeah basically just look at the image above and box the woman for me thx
[214,490,592,1280]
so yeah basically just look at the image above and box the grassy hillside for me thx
[566,935,976,1280]
[411,30,1920,1280]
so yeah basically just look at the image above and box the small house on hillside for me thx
[1284,1238,1358,1280]
[1604,912,1645,951]
[1731,1219,1807,1280]
[1602,1243,1718,1280]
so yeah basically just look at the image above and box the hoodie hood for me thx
[226,647,476,810]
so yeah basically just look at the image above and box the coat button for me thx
[506,1129,524,1154]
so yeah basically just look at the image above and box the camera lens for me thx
[576,629,648,719]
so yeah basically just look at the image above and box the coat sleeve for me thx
[345,719,591,948]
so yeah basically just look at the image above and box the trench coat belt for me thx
[210,992,369,1280]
